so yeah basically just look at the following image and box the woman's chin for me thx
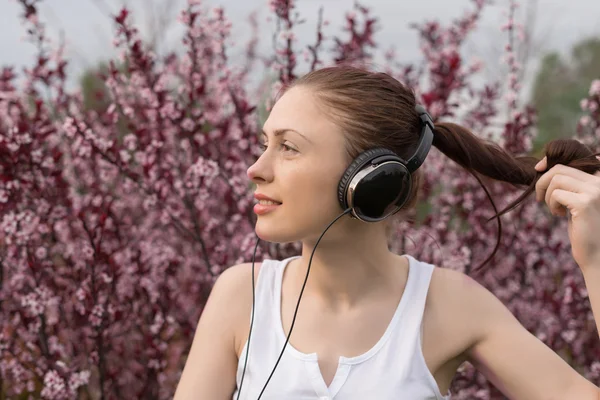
[255,222,298,244]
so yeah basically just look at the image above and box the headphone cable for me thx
[236,208,352,399]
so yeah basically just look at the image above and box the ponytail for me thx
[432,121,600,274]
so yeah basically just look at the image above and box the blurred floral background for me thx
[1,0,599,398]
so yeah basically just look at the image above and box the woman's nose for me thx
[247,153,273,184]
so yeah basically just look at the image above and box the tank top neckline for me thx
[273,254,417,365]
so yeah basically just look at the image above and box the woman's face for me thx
[246,86,352,243]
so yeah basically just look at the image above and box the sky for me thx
[1,0,599,97]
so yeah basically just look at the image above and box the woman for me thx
[174,66,600,399]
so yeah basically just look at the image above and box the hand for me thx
[534,156,600,270]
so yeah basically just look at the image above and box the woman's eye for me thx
[282,143,297,152]
[258,142,297,153]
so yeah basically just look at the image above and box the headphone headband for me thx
[407,105,435,173]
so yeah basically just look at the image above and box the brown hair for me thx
[284,65,600,274]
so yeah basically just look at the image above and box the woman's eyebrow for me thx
[261,128,312,143]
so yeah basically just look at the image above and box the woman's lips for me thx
[253,201,282,215]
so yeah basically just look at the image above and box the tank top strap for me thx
[405,254,435,310]
[401,256,451,399]
[395,255,436,342]
[239,256,297,359]
[247,258,279,327]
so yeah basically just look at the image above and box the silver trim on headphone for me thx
[347,161,401,221]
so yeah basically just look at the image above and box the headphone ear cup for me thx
[337,148,399,210]
[352,161,411,221]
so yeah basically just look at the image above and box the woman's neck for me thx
[289,230,406,310]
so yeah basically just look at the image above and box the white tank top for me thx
[232,255,451,400]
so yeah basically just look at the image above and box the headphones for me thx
[236,104,435,400]
[337,104,435,222]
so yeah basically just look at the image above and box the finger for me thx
[536,155,600,172]
[536,164,600,202]
[534,156,547,171]
[543,174,590,206]
[549,189,587,217]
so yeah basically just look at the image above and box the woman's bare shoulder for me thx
[422,266,488,369]
[218,261,263,289]
[425,265,489,339]
[173,261,264,399]
[217,261,264,312]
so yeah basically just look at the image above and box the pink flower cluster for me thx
[578,79,600,147]
[409,0,486,119]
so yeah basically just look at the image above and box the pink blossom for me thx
[580,115,592,127]
[40,370,68,399]
[589,79,600,96]
[581,98,590,111]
